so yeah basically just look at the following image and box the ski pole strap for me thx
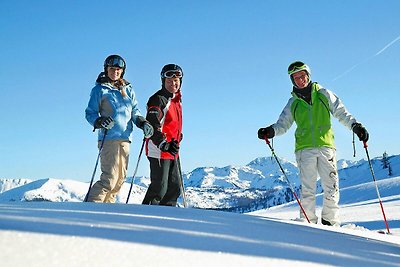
[363,140,368,149]
[264,136,270,145]
[264,137,275,159]
[264,136,274,148]
[352,132,356,157]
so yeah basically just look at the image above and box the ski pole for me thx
[176,156,188,208]
[264,137,310,223]
[126,138,146,204]
[363,141,391,234]
[84,129,108,202]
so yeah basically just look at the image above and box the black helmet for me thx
[161,64,183,78]
[104,55,126,77]
[160,64,183,89]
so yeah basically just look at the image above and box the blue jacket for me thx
[85,80,143,141]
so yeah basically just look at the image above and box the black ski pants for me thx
[142,157,182,206]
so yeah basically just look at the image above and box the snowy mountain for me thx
[0,178,31,193]
[182,157,299,211]
[1,155,399,213]
[0,156,299,212]
[339,154,400,187]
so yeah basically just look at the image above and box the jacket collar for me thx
[161,87,181,100]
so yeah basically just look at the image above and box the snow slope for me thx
[252,176,400,235]
[1,156,400,266]
[0,201,399,267]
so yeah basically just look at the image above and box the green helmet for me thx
[287,61,311,76]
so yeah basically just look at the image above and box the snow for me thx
[1,200,399,267]
[1,155,400,266]
[252,177,400,234]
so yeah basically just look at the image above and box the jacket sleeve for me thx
[146,96,165,146]
[319,88,357,130]
[126,84,144,128]
[272,98,295,136]
[85,86,101,126]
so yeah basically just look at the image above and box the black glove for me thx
[159,139,180,156]
[352,123,369,142]
[258,126,275,139]
[94,116,114,130]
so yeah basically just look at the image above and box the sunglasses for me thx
[105,57,125,69]
[162,70,183,78]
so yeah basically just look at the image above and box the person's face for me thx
[292,70,310,89]
[107,66,123,81]
[164,77,181,94]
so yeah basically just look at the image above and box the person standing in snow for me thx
[142,64,184,206]
[85,54,153,203]
[257,61,369,226]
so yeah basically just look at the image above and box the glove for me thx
[258,126,275,139]
[94,117,114,130]
[142,121,154,139]
[352,123,369,142]
[159,139,180,156]
[136,116,153,138]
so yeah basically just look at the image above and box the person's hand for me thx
[94,117,114,130]
[159,139,179,156]
[352,123,369,142]
[258,126,275,139]
[142,121,154,138]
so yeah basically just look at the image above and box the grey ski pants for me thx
[295,147,340,225]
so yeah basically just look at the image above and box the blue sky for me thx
[1,1,399,182]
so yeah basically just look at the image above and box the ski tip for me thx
[377,230,389,235]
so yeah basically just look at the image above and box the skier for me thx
[85,54,153,203]
[142,64,184,206]
[257,61,369,226]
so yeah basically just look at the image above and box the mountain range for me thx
[1,154,397,214]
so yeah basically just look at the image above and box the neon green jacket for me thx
[272,82,358,152]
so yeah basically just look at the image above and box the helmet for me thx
[161,64,183,78]
[287,61,311,76]
[104,55,126,77]
[161,64,183,90]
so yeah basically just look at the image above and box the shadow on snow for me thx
[0,202,398,267]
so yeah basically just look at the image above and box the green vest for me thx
[290,83,335,151]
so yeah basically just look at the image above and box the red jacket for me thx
[145,88,182,159]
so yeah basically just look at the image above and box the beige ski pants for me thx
[295,147,340,225]
[87,140,130,203]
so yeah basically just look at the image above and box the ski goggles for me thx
[162,70,183,78]
[288,62,310,76]
[105,57,125,69]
